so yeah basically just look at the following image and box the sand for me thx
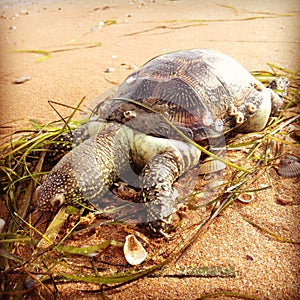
[0,0,299,299]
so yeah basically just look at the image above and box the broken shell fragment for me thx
[277,155,300,178]
[237,192,254,203]
[199,157,226,175]
[104,67,115,73]
[123,234,147,265]
[267,77,290,96]
[214,118,224,132]
[14,75,31,84]
[207,179,224,190]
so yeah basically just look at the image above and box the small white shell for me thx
[237,192,254,203]
[14,76,31,84]
[199,157,226,175]
[104,67,115,73]
[214,119,224,132]
[123,234,147,265]
[275,77,290,96]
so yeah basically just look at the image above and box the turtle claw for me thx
[146,218,173,238]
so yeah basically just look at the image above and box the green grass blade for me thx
[242,217,300,244]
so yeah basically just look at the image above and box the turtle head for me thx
[236,87,284,133]
[34,158,82,211]
[270,89,284,116]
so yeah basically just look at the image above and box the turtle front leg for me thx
[140,152,181,235]
[139,136,201,236]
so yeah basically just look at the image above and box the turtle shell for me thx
[94,49,282,143]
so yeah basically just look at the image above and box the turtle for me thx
[35,49,286,236]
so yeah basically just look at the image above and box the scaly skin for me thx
[140,152,180,234]
[36,124,121,210]
[132,131,201,234]
[36,122,201,235]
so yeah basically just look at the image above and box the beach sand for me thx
[0,1,299,299]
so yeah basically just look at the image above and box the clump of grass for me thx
[0,65,299,298]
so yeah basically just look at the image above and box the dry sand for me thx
[0,0,299,299]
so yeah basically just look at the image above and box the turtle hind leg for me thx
[139,152,180,236]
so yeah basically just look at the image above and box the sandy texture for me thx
[1,0,299,130]
[0,1,299,299]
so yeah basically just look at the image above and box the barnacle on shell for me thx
[202,112,213,126]
[252,82,263,91]
[227,104,238,116]
[246,103,257,114]
[235,111,244,124]
[123,110,137,120]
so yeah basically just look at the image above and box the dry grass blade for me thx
[162,14,291,24]
[126,12,292,36]
[56,240,114,256]
[36,206,69,248]
[217,3,238,14]
[198,291,260,300]
[0,248,23,263]
[13,49,51,61]
[242,217,300,244]
[155,265,236,277]
[14,42,101,62]
[124,23,207,36]
[66,19,116,44]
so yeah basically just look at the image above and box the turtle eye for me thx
[50,193,65,208]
